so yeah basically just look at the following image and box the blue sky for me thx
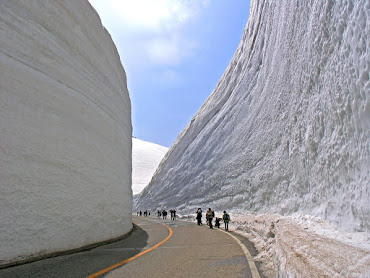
[88,0,250,147]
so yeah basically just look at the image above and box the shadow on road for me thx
[0,224,149,278]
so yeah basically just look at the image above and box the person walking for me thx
[206,208,214,229]
[196,208,202,225]
[162,209,167,219]
[215,217,221,228]
[222,210,230,231]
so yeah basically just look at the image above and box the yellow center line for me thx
[85,220,173,278]
[218,229,261,278]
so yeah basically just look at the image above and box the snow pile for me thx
[230,214,370,277]
[132,138,168,195]
[0,1,132,266]
[135,0,369,276]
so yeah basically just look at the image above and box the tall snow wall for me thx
[0,1,132,266]
[135,0,369,233]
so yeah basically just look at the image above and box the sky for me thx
[88,0,251,147]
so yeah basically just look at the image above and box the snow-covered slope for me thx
[135,0,369,234]
[132,138,168,195]
[0,1,132,266]
[135,1,369,275]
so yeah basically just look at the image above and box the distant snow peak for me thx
[132,138,168,195]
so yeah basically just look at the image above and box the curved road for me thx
[0,216,265,278]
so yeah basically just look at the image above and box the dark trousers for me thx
[208,218,213,228]
[224,221,229,231]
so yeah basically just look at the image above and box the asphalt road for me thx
[0,216,265,278]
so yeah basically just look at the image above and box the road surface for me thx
[0,216,265,278]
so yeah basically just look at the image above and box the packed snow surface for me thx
[132,138,168,195]
[0,0,132,266]
[135,0,369,276]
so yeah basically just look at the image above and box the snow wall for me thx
[135,0,369,233]
[0,1,132,266]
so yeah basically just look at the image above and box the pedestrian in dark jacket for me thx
[215,217,221,228]
[196,208,202,225]
[222,211,230,231]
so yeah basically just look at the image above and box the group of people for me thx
[196,208,230,231]
[137,207,231,231]
[157,209,177,220]
[137,210,150,217]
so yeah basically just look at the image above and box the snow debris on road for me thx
[230,214,370,277]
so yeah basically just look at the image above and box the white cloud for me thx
[146,36,197,66]
[89,0,209,68]
[89,0,207,31]
[109,0,171,30]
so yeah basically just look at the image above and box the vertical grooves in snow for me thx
[135,0,369,236]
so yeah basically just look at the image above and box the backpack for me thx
[224,213,230,221]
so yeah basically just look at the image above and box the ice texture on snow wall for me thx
[0,1,132,265]
[135,0,369,233]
